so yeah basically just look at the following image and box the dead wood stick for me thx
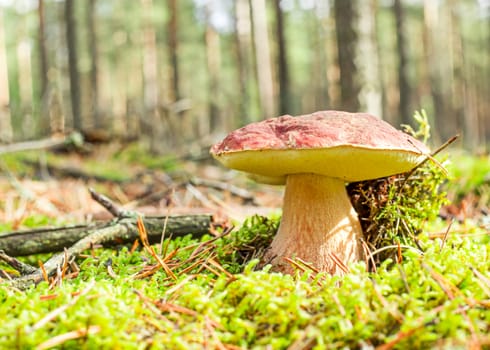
[89,188,124,217]
[21,159,125,183]
[190,177,256,204]
[4,214,214,290]
[0,133,83,155]
[0,215,213,257]
[132,186,179,206]
[0,250,38,274]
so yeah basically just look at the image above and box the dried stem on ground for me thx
[0,215,213,257]
[0,133,83,156]
[0,187,217,290]
[1,214,215,290]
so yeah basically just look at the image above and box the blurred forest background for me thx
[0,0,488,154]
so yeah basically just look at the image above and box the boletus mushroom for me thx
[210,111,429,274]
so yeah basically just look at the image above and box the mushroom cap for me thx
[210,110,430,184]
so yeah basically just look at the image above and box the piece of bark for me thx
[0,215,213,257]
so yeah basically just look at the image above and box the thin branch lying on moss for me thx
[0,250,38,275]
[0,215,213,257]
[0,133,83,156]
[0,214,215,290]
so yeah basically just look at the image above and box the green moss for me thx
[1,112,488,349]
[0,151,40,175]
[217,215,279,273]
[447,153,490,200]
[348,111,450,264]
[1,233,488,349]
[115,142,179,171]
[376,160,448,245]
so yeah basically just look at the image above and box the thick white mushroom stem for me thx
[263,173,364,275]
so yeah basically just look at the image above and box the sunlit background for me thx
[0,0,488,152]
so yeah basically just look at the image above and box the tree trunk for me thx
[233,0,253,124]
[250,0,275,119]
[87,0,100,128]
[446,2,478,150]
[37,0,50,135]
[393,0,411,126]
[0,9,12,143]
[141,0,161,152]
[485,17,490,146]
[205,3,222,134]
[167,0,180,102]
[334,0,360,112]
[310,1,329,113]
[357,0,382,118]
[325,4,340,110]
[65,0,82,130]
[17,32,35,139]
[273,0,290,115]
[141,0,159,113]
[422,0,452,142]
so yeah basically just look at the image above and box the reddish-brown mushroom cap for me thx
[210,111,430,274]
[211,111,429,184]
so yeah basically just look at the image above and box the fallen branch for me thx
[89,187,125,217]
[0,186,219,290]
[190,177,256,204]
[1,214,215,290]
[21,159,124,183]
[0,132,84,155]
[0,250,38,274]
[0,215,213,257]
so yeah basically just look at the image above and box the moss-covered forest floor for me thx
[0,142,489,349]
